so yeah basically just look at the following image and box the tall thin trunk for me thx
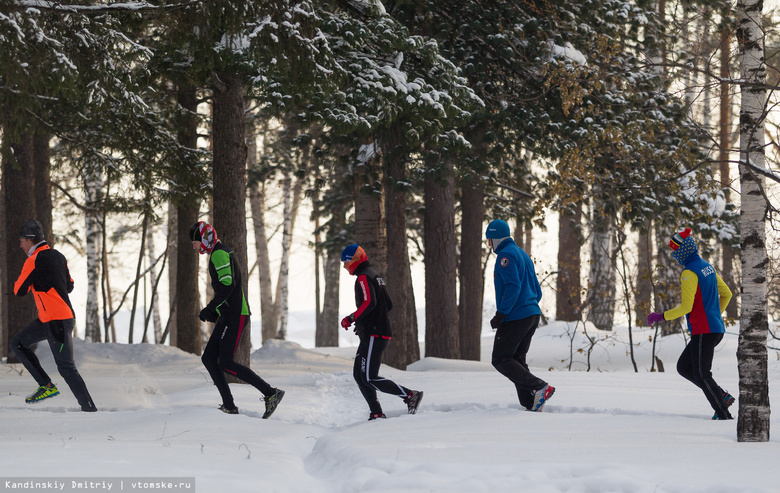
[458,175,485,361]
[277,169,292,340]
[212,72,250,369]
[167,202,178,346]
[423,158,459,359]
[557,202,582,322]
[127,210,148,344]
[84,165,103,342]
[635,223,652,326]
[720,12,738,319]
[32,133,52,243]
[586,198,615,331]
[143,216,162,343]
[736,0,769,442]
[250,181,277,343]
[382,128,420,368]
[655,222,681,336]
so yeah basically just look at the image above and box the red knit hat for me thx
[669,228,691,250]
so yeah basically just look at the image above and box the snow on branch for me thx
[11,0,196,14]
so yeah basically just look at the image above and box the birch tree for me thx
[735,0,770,442]
[83,165,103,342]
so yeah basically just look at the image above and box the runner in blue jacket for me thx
[486,219,554,411]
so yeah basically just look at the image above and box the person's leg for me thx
[692,333,731,419]
[492,315,547,409]
[513,324,539,409]
[46,319,97,411]
[201,323,236,409]
[363,337,411,398]
[10,319,52,386]
[353,336,382,415]
[676,340,696,385]
[216,317,274,397]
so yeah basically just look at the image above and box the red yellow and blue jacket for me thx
[14,242,75,322]
[663,254,732,335]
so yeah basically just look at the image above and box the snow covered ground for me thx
[1,321,778,493]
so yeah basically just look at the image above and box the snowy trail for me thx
[0,327,777,493]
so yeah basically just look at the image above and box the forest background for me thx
[1,0,780,441]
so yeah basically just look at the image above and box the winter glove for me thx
[199,307,218,323]
[490,312,506,329]
[647,312,665,325]
[341,315,354,329]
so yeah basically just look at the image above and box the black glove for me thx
[199,307,218,323]
[490,312,506,329]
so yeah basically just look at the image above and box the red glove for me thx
[647,312,665,325]
[341,315,354,329]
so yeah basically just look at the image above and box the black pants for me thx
[492,315,547,410]
[677,332,731,419]
[11,318,97,412]
[353,335,410,415]
[202,315,273,408]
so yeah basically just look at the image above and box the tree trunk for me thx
[212,72,250,371]
[84,165,103,342]
[250,181,278,343]
[277,168,292,340]
[556,202,582,322]
[720,13,738,319]
[423,158,459,359]
[586,198,615,331]
[32,133,52,243]
[2,130,38,360]
[736,0,770,442]
[172,82,201,355]
[458,175,484,361]
[316,248,342,347]
[354,140,387,274]
[635,222,652,326]
[655,222,681,336]
[144,215,162,343]
[167,202,178,346]
[382,129,420,369]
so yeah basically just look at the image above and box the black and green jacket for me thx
[206,242,250,319]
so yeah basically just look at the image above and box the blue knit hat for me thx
[341,244,368,274]
[485,219,510,239]
[669,228,697,265]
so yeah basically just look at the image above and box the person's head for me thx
[669,227,698,266]
[341,244,368,275]
[189,221,218,255]
[485,219,511,252]
[19,220,44,253]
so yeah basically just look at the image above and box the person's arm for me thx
[496,255,522,315]
[205,249,236,312]
[352,274,377,322]
[663,270,698,321]
[716,274,732,313]
[13,256,36,297]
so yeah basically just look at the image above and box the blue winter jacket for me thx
[492,238,542,321]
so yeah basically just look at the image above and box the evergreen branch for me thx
[10,1,197,14]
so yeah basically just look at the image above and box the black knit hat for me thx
[19,220,44,240]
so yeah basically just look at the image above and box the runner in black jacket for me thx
[340,244,423,420]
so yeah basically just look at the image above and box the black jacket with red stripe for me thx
[14,242,75,322]
[351,262,393,338]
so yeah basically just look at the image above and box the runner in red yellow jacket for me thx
[647,228,733,420]
[11,220,97,412]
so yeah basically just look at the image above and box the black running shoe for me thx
[368,413,387,421]
[404,390,423,415]
[219,404,239,414]
[262,388,285,419]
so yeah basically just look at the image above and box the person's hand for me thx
[199,307,218,323]
[490,312,506,329]
[341,315,354,329]
[647,312,664,325]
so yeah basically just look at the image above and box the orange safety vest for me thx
[14,243,75,322]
